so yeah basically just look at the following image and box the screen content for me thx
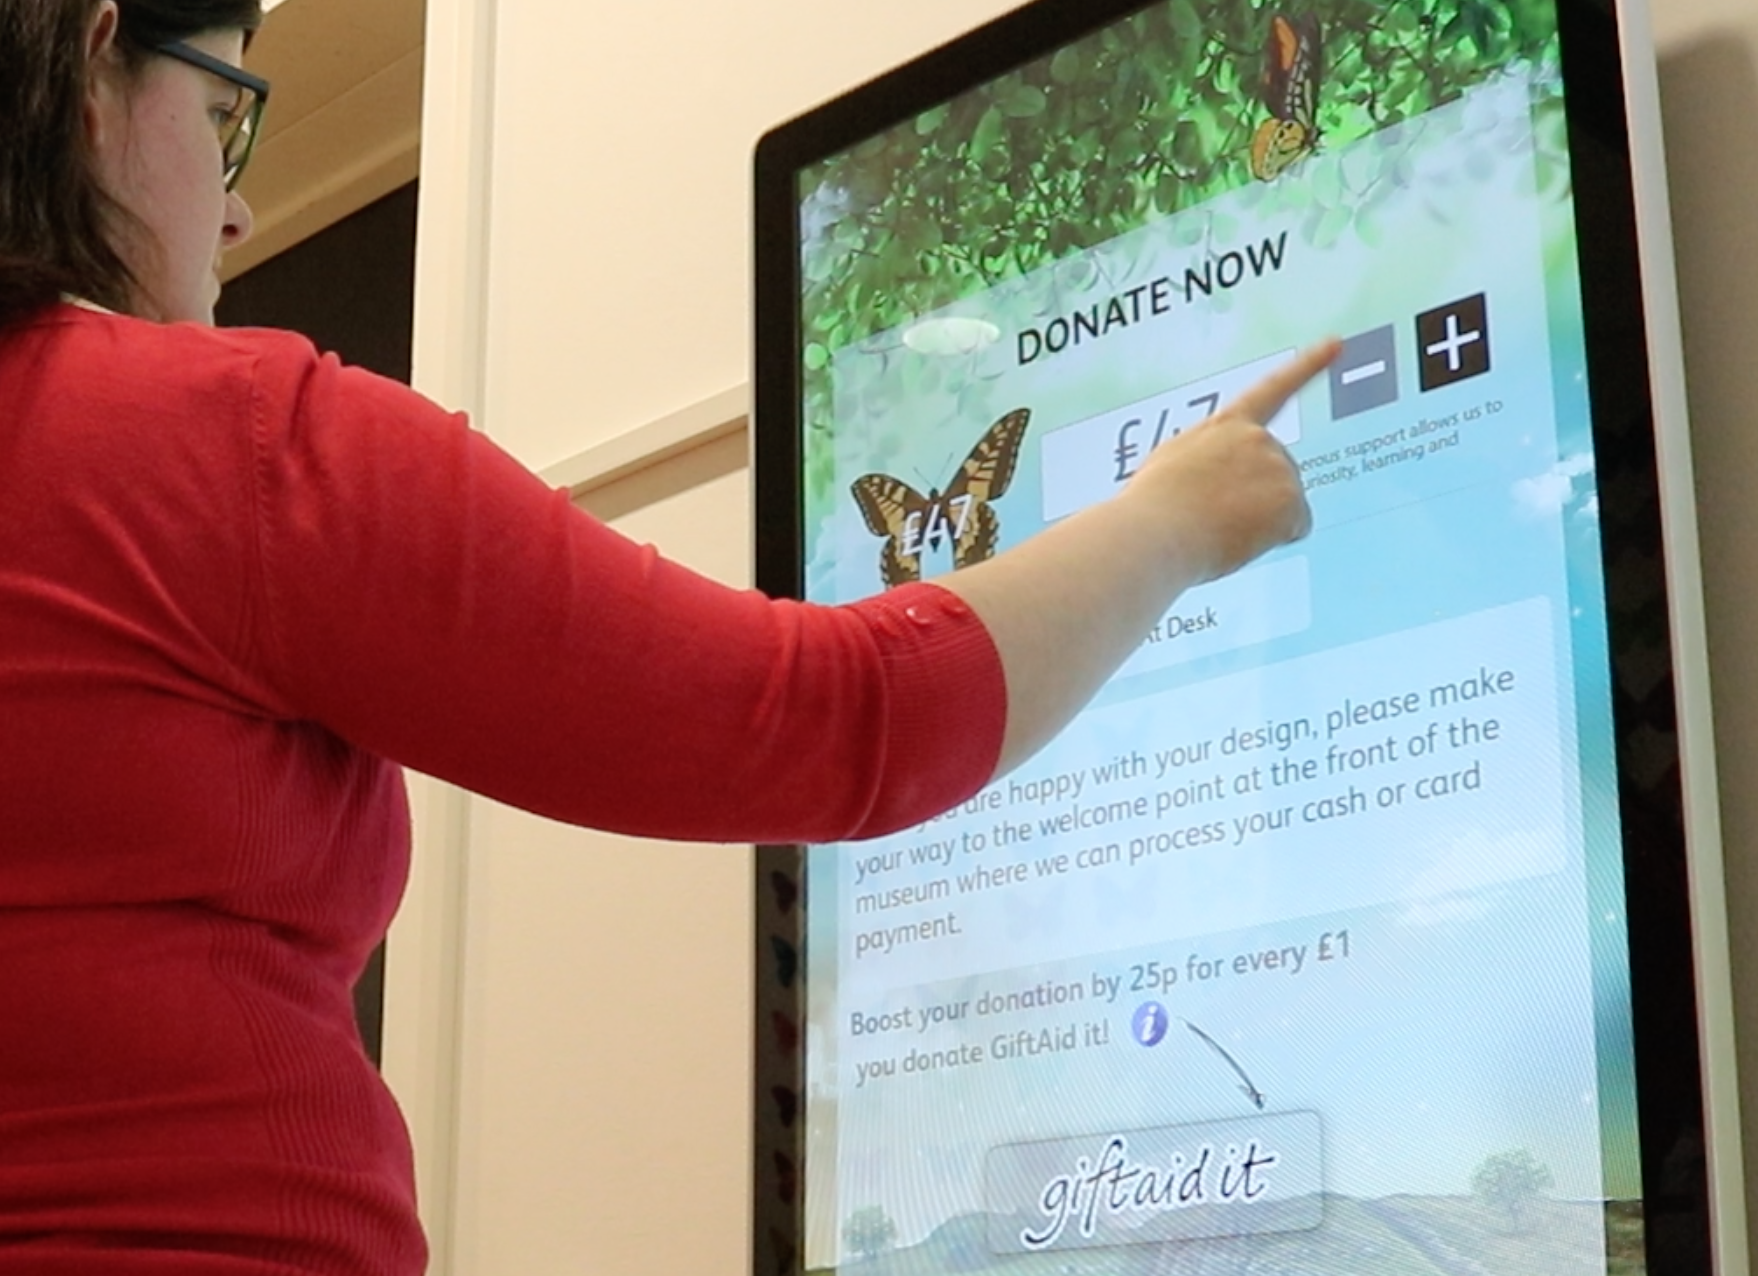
[792,3,1644,1271]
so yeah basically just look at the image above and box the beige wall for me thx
[1664,1,1758,1263]
[480,0,1019,471]
[445,435,757,1275]
[391,0,1758,1271]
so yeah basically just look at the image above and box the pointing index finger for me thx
[1223,338,1343,428]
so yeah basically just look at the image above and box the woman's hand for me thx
[938,340,1340,777]
[1124,338,1337,587]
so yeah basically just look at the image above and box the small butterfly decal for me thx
[771,1083,799,1127]
[770,935,798,988]
[771,1010,801,1054]
[767,1225,798,1274]
[850,408,1031,589]
[773,1151,799,1203]
[768,869,798,915]
[1250,13,1323,181]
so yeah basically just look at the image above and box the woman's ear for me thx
[85,0,121,57]
[82,1,125,147]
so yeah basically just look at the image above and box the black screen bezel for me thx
[749,2,1717,1271]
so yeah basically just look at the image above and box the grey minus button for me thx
[1340,359,1388,386]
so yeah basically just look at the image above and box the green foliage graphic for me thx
[794,0,1562,514]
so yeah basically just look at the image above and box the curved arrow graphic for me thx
[1182,1018,1266,1111]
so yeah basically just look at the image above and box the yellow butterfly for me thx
[850,408,1031,590]
[1250,13,1322,181]
[1251,117,1315,182]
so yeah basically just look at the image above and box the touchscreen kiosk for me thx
[751,1,1740,1272]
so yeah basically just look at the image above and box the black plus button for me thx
[1417,293,1491,391]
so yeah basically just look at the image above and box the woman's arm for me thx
[234,329,1333,841]
[939,340,1339,776]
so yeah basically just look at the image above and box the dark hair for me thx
[0,0,262,328]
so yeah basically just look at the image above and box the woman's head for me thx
[0,0,264,327]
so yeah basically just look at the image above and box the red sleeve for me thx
[243,341,1007,843]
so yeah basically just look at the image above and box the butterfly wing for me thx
[1284,14,1322,132]
[952,499,1001,570]
[1260,14,1300,116]
[945,408,1032,506]
[1260,14,1322,129]
[942,408,1030,569]
[1250,117,1313,181]
[850,473,927,588]
[877,537,921,589]
[851,472,924,536]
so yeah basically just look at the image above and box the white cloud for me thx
[1512,452,1594,518]
[1396,891,1492,928]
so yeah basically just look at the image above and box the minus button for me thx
[1328,325,1400,420]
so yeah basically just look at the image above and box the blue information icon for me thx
[1132,1001,1169,1047]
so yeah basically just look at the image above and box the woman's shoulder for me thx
[7,306,435,477]
[31,302,439,428]
[40,300,325,375]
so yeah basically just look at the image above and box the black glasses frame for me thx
[154,40,272,191]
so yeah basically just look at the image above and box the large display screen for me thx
[752,1,1731,1272]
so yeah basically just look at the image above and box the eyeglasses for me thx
[154,41,272,191]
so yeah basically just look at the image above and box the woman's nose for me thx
[222,188,255,249]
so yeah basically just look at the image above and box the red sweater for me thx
[0,305,1005,1272]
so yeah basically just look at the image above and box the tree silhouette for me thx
[1472,1148,1555,1232]
[843,1204,899,1261]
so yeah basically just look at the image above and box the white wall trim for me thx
[540,385,751,495]
[384,0,499,1270]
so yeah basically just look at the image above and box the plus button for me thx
[1426,312,1483,372]
[1416,294,1492,391]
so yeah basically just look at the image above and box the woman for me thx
[0,0,1333,1270]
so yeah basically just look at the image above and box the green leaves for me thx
[915,104,950,136]
[1168,0,1204,39]
[969,105,1006,161]
[1001,84,1049,117]
[795,0,1563,512]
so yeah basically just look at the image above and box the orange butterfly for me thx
[850,408,1031,589]
[1251,13,1323,181]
